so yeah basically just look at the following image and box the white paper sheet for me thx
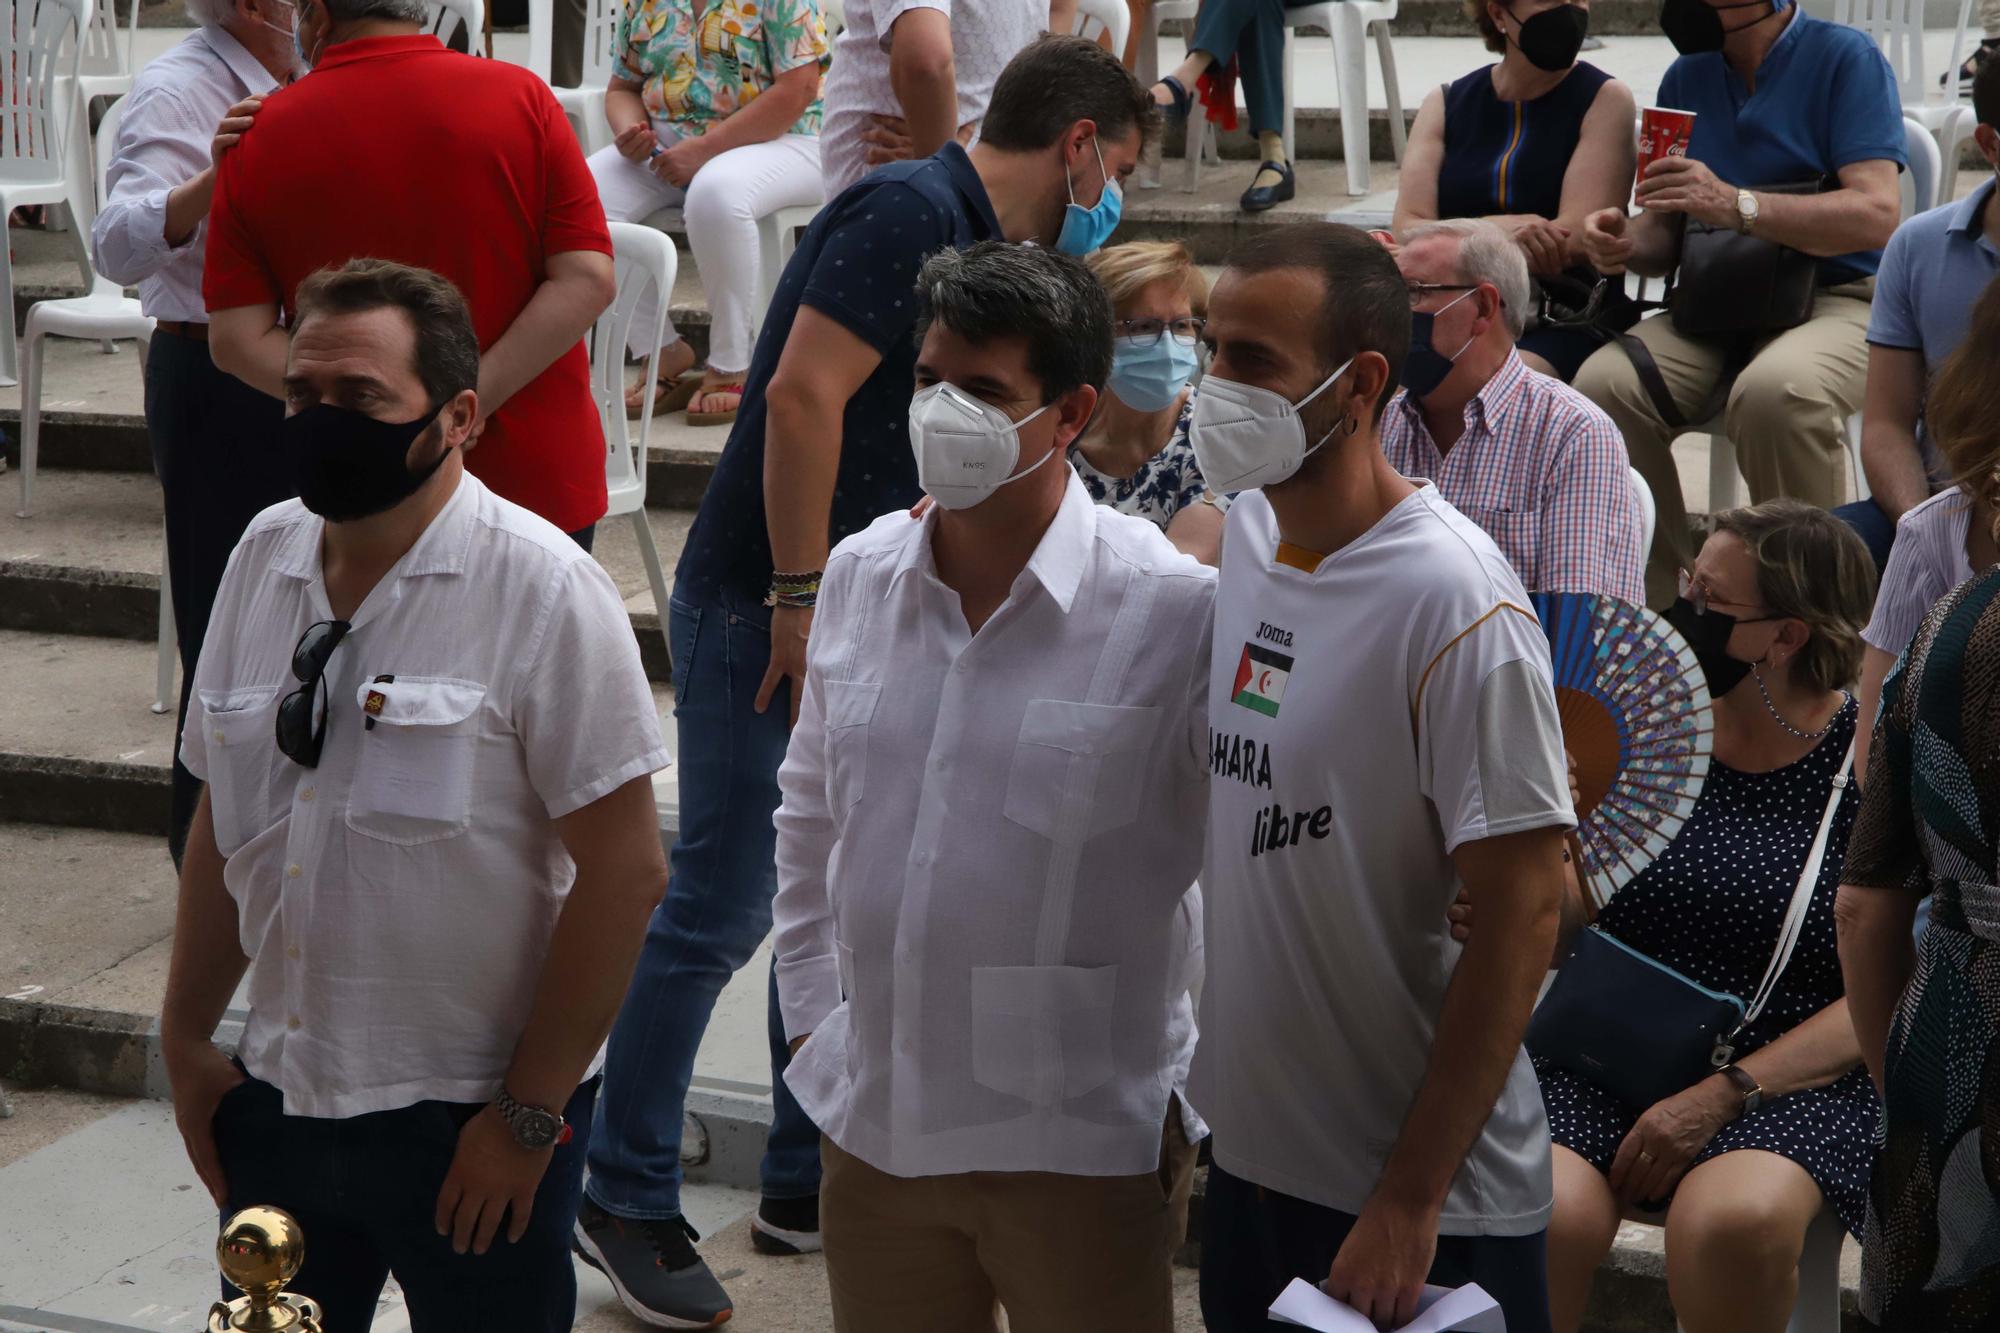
[1266,1278,1506,1333]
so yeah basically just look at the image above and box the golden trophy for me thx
[207,1206,324,1333]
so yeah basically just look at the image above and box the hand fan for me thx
[1530,592,1714,912]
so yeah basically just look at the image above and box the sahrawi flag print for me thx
[1232,642,1292,717]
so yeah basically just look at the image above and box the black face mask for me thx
[1401,290,1478,399]
[1509,2,1590,72]
[1660,0,1781,55]
[284,400,449,522]
[1663,597,1757,699]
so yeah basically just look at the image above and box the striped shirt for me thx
[1381,350,1644,606]
[1863,488,1976,657]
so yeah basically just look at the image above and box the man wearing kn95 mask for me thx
[1187,223,1576,1333]
[771,240,1214,1331]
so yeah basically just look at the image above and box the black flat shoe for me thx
[1154,74,1192,129]
[1239,160,1295,213]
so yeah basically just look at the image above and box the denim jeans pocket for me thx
[668,598,702,707]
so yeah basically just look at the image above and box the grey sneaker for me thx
[572,1199,733,1329]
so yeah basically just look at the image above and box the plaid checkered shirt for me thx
[1381,351,1645,606]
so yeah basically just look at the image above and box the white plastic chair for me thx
[755,202,821,315]
[597,222,679,645]
[1073,0,1130,61]
[1,0,91,385]
[424,0,489,54]
[549,0,622,154]
[1834,0,1977,203]
[1631,465,1655,559]
[1706,117,1938,513]
[11,96,164,707]
[1135,0,1219,191]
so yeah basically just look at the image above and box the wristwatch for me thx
[493,1086,570,1150]
[1735,188,1760,235]
[1719,1063,1764,1118]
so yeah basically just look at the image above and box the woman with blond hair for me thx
[1854,275,2000,778]
[1078,240,1227,563]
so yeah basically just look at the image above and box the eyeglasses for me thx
[276,619,352,768]
[1676,568,1778,622]
[1116,316,1206,347]
[1406,282,1478,306]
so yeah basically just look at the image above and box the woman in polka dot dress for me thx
[1530,503,1882,1333]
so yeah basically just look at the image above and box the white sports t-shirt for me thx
[1189,483,1575,1236]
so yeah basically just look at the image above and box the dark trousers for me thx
[214,1074,598,1333]
[146,330,291,867]
[1199,1162,1554,1333]
[1190,0,1318,136]
[1833,497,1897,577]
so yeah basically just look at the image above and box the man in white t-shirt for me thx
[817,0,1043,197]
[1184,224,1576,1333]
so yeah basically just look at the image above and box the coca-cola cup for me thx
[1636,106,1697,198]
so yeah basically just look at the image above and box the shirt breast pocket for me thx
[346,678,487,846]
[1003,700,1161,842]
[822,679,880,815]
[196,685,289,857]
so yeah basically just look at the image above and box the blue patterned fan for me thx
[1531,592,1714,911]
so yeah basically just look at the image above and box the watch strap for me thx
[1719,1062,1763,1115]
[494,1087,568,1146]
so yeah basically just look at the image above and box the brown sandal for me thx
[627,372,703,419]
[686,382,745,427]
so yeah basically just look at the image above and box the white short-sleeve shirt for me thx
[1190,484,1574,1235]
[181,474,671,1118]
[1863,488,1977,659]
[817,0,1043,198]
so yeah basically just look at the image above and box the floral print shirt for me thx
[1067,400,1230,531]
[616,0,829,137]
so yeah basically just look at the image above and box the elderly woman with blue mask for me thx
[1074,242,1226,564]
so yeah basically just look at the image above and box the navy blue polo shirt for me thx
[1657,2,1905,280]
[674,143,1002,609]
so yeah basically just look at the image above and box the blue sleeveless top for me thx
[1437,61,1613,221]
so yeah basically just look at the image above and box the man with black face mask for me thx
[1571,0,1905,608]
[160,259,671,1333]
[1382,219,1644,605]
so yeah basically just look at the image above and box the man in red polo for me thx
[204,0,616,543]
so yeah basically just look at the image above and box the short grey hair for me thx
[322,0,431,21]
[185,0,238,25]
[1404,218,1532,340]
[913,242,1114,400]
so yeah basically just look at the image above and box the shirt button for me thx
[213,730,226,743]
[286,944,300,960]
[286,1015,301,1031]
[914,851,931,867]
[298,787,314,803]
[954,660,969,673]
[286,864,302,879]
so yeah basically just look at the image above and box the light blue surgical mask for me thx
[1107,334,1199,412]
[1054,138,1121,257]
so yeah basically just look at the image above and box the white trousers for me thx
[587,132,825,375]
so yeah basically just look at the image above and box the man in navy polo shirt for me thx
[572,35,1158,1331]
[1835,58,2000,569]
[1572,0,1904,606]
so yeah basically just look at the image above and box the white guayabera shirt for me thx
[773,470,1213,1178]
[182,475,670,1119]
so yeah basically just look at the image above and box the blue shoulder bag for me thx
[1527,742,1853,1112]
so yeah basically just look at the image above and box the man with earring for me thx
[770,241,1211,1331]
[1186,224,1575,1333]
[160,260,670,1333]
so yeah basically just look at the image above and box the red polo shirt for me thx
[204,36,613,534]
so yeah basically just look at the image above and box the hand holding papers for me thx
[1268,1279,1506,1333]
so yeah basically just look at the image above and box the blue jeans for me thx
[585,590,822,1219]
[214,1073,597,1333]
[1198,1161,1553,1333]
[1833,498,1896,576]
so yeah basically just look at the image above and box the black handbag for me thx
[1527,740,1854,1111]
[1617,177,1831,430]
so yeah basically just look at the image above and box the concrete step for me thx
[0,465,693,678]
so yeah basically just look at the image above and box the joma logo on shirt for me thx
[1255,621,1294,648]
[1209,729,1273,790]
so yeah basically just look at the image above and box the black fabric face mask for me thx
[1664,596,1755,699]
[284,400,448,522]
[1510,3,1590,72]
[1660,0,1780,55]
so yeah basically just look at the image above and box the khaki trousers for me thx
[820,1107,1199,1333]
[1573,279,1873,607]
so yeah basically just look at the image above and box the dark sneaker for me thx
[749,1193,821,1256]
[572,1199,733,1329]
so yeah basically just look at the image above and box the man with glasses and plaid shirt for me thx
[158,259,670,1333]
[1382,219,1644,607]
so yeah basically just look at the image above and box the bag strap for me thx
[1734,736,1855,1035]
